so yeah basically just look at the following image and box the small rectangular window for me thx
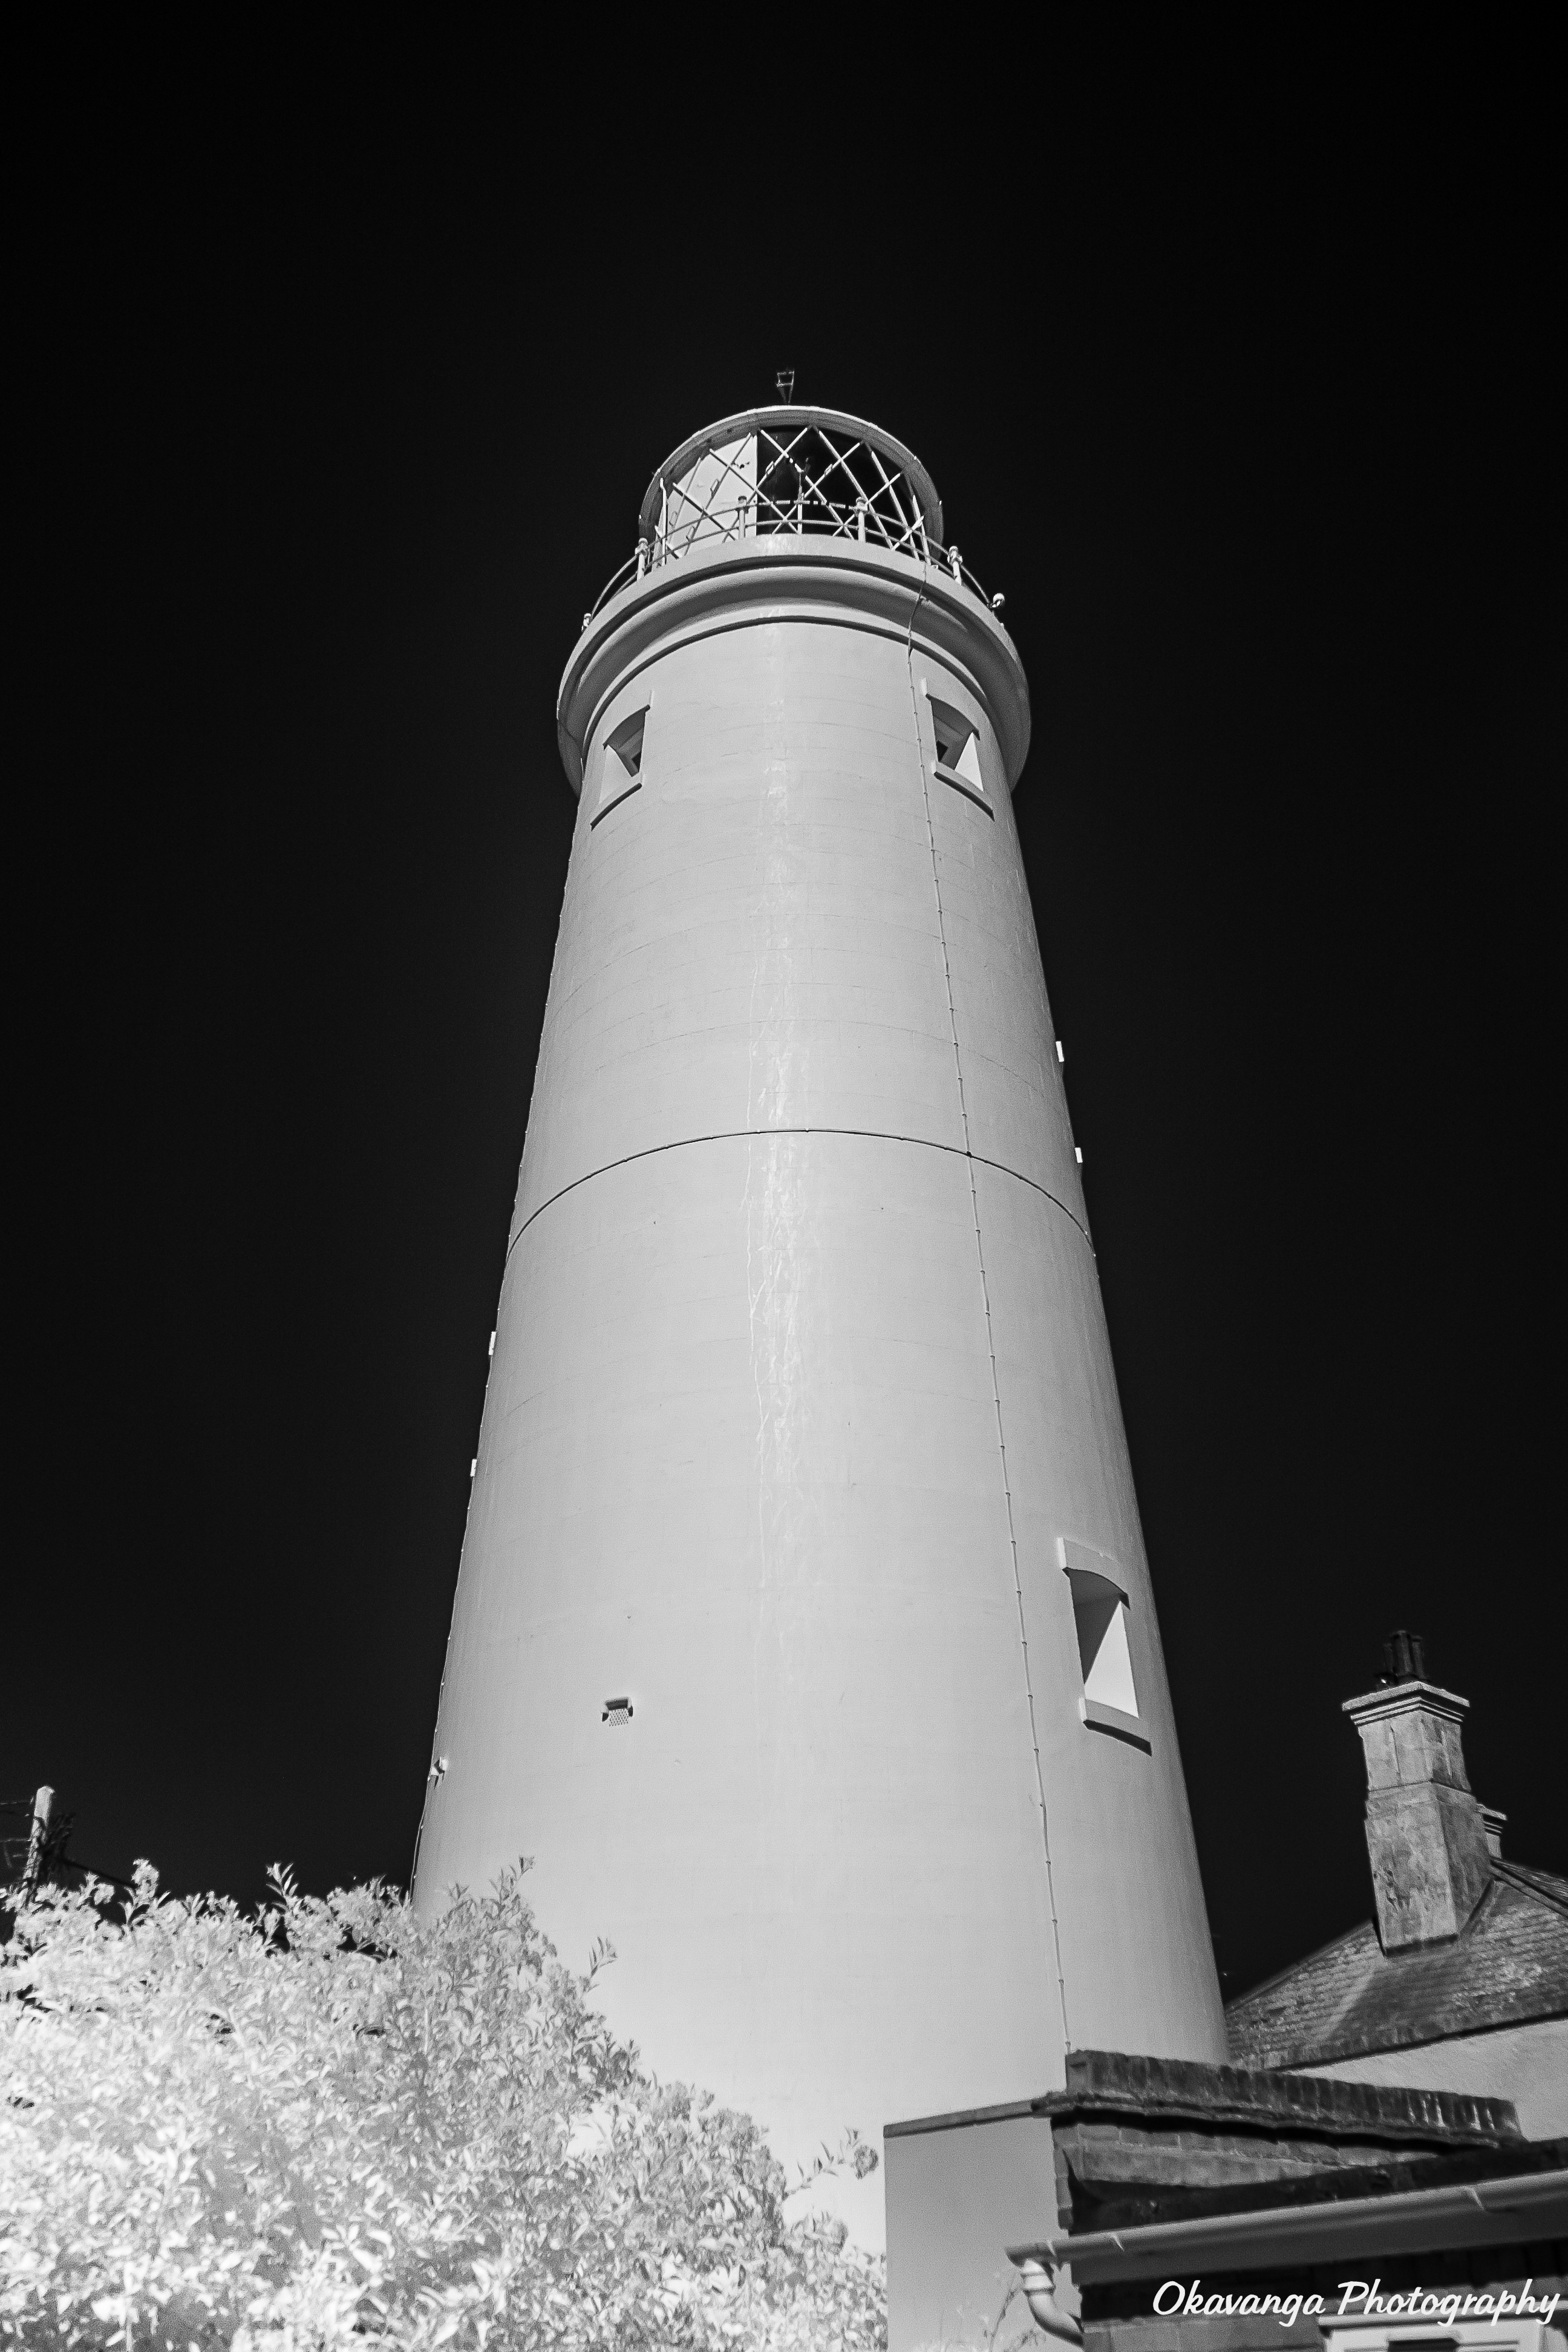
[1059,1538,1149,1750]
[593,706,648,824]
[927,694,991,814]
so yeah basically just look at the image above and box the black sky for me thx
[14,48,1561,2010]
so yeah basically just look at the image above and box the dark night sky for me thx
[13,53,1561,2014]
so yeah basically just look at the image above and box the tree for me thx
[1,1863,886,2349]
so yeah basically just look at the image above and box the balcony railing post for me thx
[949,545,962,583]
[635,537,649,581]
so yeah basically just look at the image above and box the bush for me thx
[0,1864,886,2349]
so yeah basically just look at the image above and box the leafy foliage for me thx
[0,1864,886,2348]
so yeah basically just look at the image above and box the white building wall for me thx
[1298,2017,1568,2140]
[415,536,1225,2241]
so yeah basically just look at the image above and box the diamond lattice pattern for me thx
[658,423,930,565]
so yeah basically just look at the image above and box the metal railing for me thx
[581,528,1002,632]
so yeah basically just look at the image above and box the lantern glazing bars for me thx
[580,407,998,629]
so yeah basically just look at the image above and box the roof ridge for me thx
[1495,1858,1568,1918]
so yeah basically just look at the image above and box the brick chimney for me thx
[1343,1631,1492,1952]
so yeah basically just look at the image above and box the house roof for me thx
[1226,1860,1568,2071]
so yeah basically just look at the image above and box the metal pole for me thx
[22,1785,54,1900]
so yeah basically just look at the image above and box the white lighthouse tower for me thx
[414,405,1226,2235]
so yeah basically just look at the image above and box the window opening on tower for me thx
[1060,1539,1148,1749]
[929,696,988,805]
[593,706,648,824]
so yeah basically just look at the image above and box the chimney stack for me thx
[1344,1633,1493,1952]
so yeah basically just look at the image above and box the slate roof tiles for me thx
[1226,1860,1568,2071]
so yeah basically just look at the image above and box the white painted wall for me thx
[415,530,1226,2243]
[1298,2017,1568,2139]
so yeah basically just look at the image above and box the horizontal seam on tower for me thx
[505,1127,1094,1258]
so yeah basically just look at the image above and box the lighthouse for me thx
[413,405,1226,2234]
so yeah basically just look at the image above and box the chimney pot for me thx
[1381,1627,1427,1685]
[1344,1644,1492,1952]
